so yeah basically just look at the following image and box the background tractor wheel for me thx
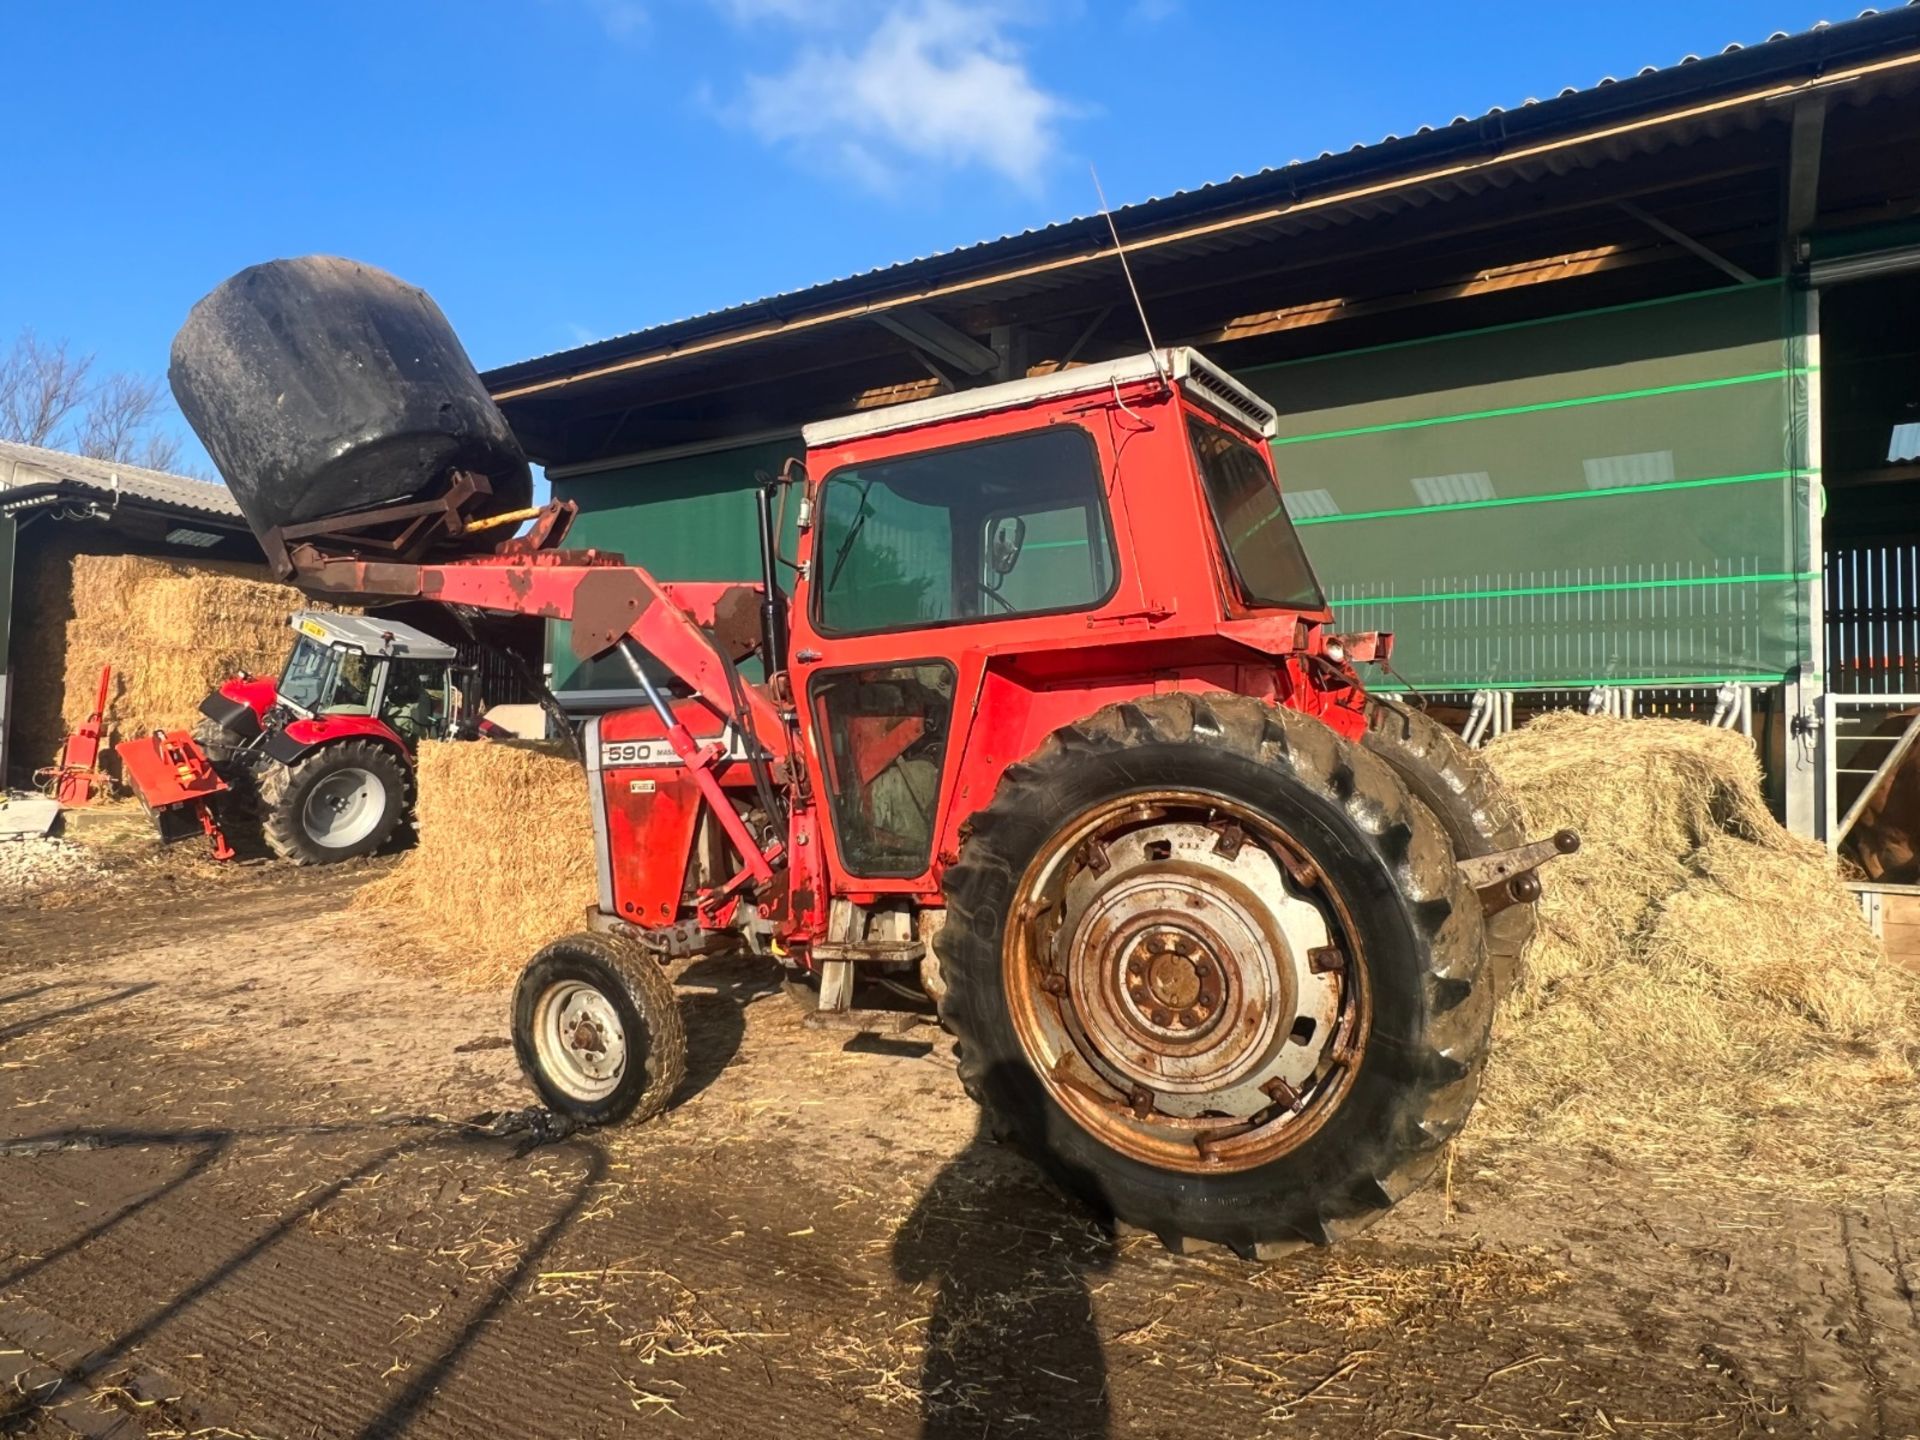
[935,692,1489,1258]
[513,932,685,1126]
[260,739,411,865]
[1360,697,1536,995]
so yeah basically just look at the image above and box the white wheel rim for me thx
[303,767,386,849]
[533,980,628,1101]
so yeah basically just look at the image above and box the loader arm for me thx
[290,551,789,753]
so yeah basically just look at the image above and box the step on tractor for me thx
[191,610,472,864]
[171,256,1574,1256]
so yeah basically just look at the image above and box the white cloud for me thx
[733,1,1069,192]
[585,0,649,41]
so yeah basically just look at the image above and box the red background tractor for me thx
[193,611,472,864]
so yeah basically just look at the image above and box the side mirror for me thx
[986,515,1027,579]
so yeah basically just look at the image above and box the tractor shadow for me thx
[670,950,778,1105]
[894,1079,1115,1439]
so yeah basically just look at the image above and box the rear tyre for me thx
[1360,697,1535,995]
[936,692,1489,1257]
[513,932,686,1126]
[260,739,411,865]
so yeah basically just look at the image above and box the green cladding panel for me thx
[548,439,802,693]
[1247,284,1813,690]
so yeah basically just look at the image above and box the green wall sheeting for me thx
[1247,283,1813,689]
[549,439,802,692]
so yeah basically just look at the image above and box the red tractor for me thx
[192,610,471,864]
[173,259,1568,1255]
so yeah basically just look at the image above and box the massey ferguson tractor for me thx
[169,256,1569,1256]
[191,610,469,864]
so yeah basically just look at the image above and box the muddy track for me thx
[2,862,1917,1437]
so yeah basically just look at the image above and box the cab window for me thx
[814,427,1115,635]
[1189,415,1327,611]
[379,659,448,742]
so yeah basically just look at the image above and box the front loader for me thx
[170,257,1572,1256]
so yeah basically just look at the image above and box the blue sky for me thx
[1,0,1845,463]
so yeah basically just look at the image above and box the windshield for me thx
[277,636,338,713]
[277,636,378,715]
[1189,415,1327,611]
[814,427,1115,635]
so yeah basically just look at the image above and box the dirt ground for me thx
[2,838,1918,1440]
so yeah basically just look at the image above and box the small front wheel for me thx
[512,933,686,1126]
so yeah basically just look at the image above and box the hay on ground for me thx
[1476,712,1920,1195]
[354,739,597,988]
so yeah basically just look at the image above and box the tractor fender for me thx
[263,715,410,768]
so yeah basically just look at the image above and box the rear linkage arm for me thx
[1457,829,1581,916]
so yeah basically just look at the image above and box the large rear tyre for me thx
[1360,697,1535,995]
[935,693,1489,1257]
[260,739,411,865]
[513,933,686,1126]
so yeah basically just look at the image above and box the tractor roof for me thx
[289,611,458,660]
[800,347,1278,450]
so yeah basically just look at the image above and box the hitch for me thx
[1457,829,1580,917]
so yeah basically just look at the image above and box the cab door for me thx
[788,421,1121,891]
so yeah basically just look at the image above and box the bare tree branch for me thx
[76,372,167,464]
[136,430,186,475]
[0,328,200,475]
[0,329,94,447]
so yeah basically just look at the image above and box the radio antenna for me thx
[1091,164,1169,389]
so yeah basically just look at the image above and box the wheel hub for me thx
[302,766,385,849]
[534,980,627,1100]
[1044,817,1344,1136]
[1124,928,1220,1027]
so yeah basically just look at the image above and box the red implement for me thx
[114,729,236,861]
[40,665,113,806]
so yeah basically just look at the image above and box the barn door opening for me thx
[1818,266,1920,884]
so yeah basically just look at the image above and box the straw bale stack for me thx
[11,537,313,778]
[353,739,597,988]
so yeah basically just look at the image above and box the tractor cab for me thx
[274,612,462,744]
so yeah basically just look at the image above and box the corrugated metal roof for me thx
[484,4,1920,395]
[0,441,242,520]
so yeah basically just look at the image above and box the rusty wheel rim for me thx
[1004,791,1370,1174]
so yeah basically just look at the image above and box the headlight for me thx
[1323,638,1346,665]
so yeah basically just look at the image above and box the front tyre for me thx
[935,693,1490,1258]
[260,739,411,865]
[513,933,686,1126]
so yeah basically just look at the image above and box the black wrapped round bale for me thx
[169,256,532,536]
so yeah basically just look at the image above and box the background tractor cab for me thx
[269,612,463,744]
[194,612,473,865]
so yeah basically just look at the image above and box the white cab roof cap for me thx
[802,347,1278,449]
[289,611,457,660]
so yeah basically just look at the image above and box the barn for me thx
[481,9,1920,848]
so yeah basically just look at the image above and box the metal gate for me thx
[1826,541,1920,694]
